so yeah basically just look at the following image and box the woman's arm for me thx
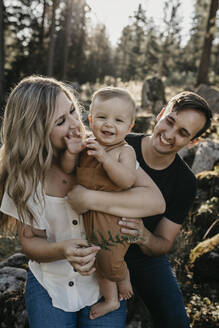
[68,167,166,218]
[17,222,100,275]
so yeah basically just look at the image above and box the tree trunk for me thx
[39,0,47,46]
[0,0,5,104]
[196,0,218,86]
[61,0,73,80]
[47,0,58,76]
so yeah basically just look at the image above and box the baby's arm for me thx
[87,139,136,189]
[103,145,136,189]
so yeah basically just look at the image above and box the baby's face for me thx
[89,97,134,146]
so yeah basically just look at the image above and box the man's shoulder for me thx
[125,133,145,142]
[175,153,196,183]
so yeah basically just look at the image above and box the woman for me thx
[0,76,165,327]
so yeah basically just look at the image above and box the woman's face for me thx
[50,91,81,154]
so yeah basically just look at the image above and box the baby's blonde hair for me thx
[0,75,84,226]
[90,87,136,123]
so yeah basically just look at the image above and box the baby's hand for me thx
[86,138,107,163]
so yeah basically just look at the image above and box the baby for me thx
[62,87,137,319]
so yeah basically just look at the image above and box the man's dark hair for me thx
[168,91,212,139]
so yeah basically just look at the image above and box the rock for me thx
[0,253,28,269]
[178,139,219,174]
[191,139,219,174]
[189,234,219,264]
[190,196,219,240]
[192,250,219,283]
[178,144,198,168]
[132,115,155,134]
[196,84,219,115]
[0,266,28,328]
[195,170,219,201]
[70,81,81,93]
[189,234,219,283]
[141,77,166,115]
[0,266,26,294]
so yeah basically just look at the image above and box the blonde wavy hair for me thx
[0,75,84,229]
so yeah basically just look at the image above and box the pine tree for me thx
[159,0,182,82]
[182,0,210,78]
[196,0,219,85]
[0,0,5,106]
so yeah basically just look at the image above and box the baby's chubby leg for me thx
[90,274,120,320]
[117,268,133,301]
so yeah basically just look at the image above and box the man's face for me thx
[151,108,206,155]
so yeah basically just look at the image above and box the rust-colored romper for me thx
[76,141,129,282]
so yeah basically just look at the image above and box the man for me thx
[68,91,212,328]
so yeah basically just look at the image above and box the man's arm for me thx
[68,167,166,218]
[119,217,181,256]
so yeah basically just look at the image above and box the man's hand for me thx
[118,217,148,245]
[67,185,89,214]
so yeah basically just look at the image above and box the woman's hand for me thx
[18,223,100,272]
[62,239,100,275]
[118,217,148,245]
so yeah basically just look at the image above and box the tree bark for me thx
[39,0,47,46]
[61,0,73,80]
[196,0,218,86]
[0,0,5,103]
[47,0,58,76]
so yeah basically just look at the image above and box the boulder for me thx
[189,234,219,283]
[70,81,81,93]
[0,265,28,328]
[132,115,155,134]
[196,84,219,115]
[190,196,219,240]
[195,170,219,201]
[191,139,219,175]
[0,253,28,269]
[141,77,166,115]
[178,144,198,168]
[178,139,219,174]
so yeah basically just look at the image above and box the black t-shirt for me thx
[125,133,196,260]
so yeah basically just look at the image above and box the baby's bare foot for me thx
[117,269,133,300]
[90,299,120,319]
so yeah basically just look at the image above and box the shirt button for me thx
[68,281,74,287]
[72,220,78,225]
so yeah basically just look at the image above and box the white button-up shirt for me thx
[0,191,100,312]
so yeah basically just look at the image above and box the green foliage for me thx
[1,0,219,102]
[86,230,141,251]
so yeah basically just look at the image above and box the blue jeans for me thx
[25,270,126,328]
[127,255,190,328]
